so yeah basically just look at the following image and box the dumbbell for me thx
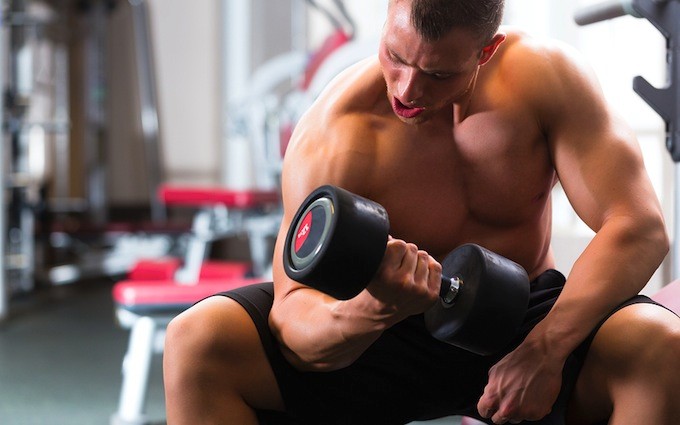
[283,185,531,355]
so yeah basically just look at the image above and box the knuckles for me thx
[480,396,551,424]
[379,238,442,304]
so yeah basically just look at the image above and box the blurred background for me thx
[0,0,675,424]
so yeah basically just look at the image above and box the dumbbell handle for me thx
[439,276,461,304]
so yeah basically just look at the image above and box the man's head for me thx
[403,0,505,46]
[380,0,506,124]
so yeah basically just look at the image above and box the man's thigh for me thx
[164,295,285,423]
[566,301,680,424]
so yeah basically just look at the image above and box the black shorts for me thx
[212,270,664,425]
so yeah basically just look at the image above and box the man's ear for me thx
[478,33,507,66]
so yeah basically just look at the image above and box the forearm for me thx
[526,214,668,358]
[270,287,404,371]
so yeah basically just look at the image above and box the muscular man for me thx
[163,0,680,424]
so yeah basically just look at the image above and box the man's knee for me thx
[165,296,258,367]
[630,305,680,378]
[165,297,226,391]
[164,296,283,423]
[164,295,285,410]
[568,303,680,422]
[592,303,680,378]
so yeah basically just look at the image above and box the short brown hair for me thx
[395,0,505,44]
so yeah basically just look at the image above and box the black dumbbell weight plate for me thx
[283,185,390,300]
[424,244,530,355]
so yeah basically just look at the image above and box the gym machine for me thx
[0,5,5,322]
[1,0,71,306]
[47,0,173,286]
[574,0,680,278]
[0,0,174,321]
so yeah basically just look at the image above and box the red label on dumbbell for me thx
[292,202,328,262]
[295,210,314,253]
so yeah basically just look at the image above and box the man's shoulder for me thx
[288,56,384,156]
[492,27,595,110]
[299,56,389,136]
[497,27,582,74]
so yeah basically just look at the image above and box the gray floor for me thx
[0,281,166,425]
[0,280,460,425]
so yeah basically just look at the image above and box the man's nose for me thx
[397,68,424,103]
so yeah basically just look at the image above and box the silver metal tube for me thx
[0,5,7,322]
[574,0,641,26]
[221,0,252,186]
[129,0,166,222]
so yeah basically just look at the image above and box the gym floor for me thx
[0,280,166,425]
[0,280,460,425]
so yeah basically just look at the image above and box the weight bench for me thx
[110,185,281,425]
[110,276,262,425]
[144,184,281,282]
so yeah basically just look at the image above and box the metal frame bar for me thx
[221,0,252,187]
[129,0,165,222]
[1,2,7,322]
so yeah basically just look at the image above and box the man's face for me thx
[379,1,484,124]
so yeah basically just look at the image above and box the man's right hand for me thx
[366,237,443,319]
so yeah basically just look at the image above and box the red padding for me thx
[128,259,251,281]
[199,261,251,279]
[113,278,262,310]
[128,258,182,280]
[159,184,280,208]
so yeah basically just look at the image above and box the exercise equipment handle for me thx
[439,276,461,304]
[574,0,640,26]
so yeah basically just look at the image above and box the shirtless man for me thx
[163,0,680,424]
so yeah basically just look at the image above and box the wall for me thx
[107,0,294,203]
[148,0,222,186]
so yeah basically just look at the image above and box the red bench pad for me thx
[113,278,262,314]
[198,261,252,279]
[159,184,280,208]
[128,259,251,281]
[128,258,182,280]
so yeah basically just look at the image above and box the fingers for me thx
[426,255,442,294]
[478,391,519,425]
[389,239,438,274]
[413,251,430,282]
[382,238,440,293]
[478,388,538,424]
[381,238,411,270]
[478,408,520,425]
[478,396,500,422]
[383,238,420,273]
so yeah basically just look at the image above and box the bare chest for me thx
[370,111,555,259]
